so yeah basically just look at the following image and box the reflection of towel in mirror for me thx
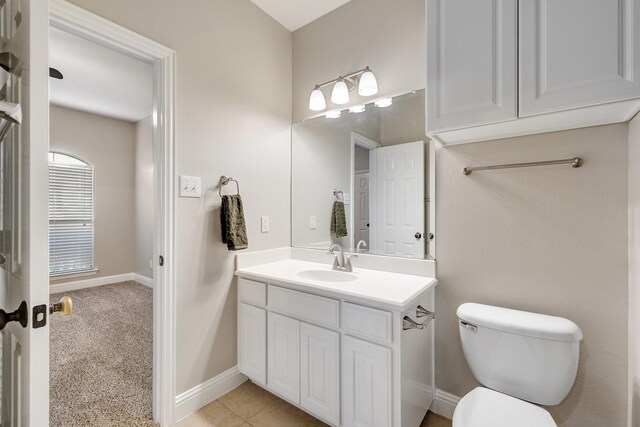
[331,201,348,238]
[221,195,248,251]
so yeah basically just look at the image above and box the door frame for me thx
[49,1,177,426]
[350,132,379,250]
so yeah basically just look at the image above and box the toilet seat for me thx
[453,387,557,427]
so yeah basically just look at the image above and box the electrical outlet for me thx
[149,259,153,269]
[179,175,201,198]
[261,216,270,233]
[310,216,317,229]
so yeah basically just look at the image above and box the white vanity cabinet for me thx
[427,0,640,144]
[237,276,436,427]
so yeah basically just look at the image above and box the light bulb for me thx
[308,87,326,111]
[331,79,350,105]
[358,69,378,96]
[374,98,392,108]
[349,105,365,113]
[325,110,341,119]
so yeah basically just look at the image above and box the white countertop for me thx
[236,259,437,311]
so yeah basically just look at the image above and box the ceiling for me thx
[250,0,352,31]
[49,27,153,122]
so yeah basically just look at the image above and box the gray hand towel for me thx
[330,201,348,238]
[221,194,248,251]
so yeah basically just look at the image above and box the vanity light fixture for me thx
[308,66,379,111]
[308,86,326,111]
[325,110,341,119]
[374,98,393,108]
[349,105,366,113]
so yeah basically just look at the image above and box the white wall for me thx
[292,0,426,122]
[629,114,640,427]
[49,105,137,281]
[135,116,153,279]
[67,0,293,396]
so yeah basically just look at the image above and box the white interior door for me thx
[373,141,425,258]
[353,172,369,247]
[0,1,50,425]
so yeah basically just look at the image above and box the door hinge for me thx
[32,304,47,328]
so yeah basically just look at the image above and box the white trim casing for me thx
[49,2,177,425]
[174,367,247,422]
[429,389,460,420]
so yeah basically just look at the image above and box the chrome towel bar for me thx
[463,157,582,176]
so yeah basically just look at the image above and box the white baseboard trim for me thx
[49,272,154,293]
[430,389,460,420]
[174,366,247,422]
[132,273,154,288]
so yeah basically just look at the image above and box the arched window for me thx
[48,152,95,275]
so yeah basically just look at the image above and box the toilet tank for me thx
[457,303,583,406]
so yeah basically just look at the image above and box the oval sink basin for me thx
[296,269,358,283]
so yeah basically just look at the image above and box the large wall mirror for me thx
[292,89,434,259]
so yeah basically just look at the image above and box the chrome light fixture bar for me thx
[308,66,378,111]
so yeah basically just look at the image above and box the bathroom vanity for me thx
[236,257,437,427]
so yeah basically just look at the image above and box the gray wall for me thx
[436,125,628,426]
[67,0,293,395]
[629,114,640,426]
[49,105,136,280]
[292,0,426,122]
[135,116,154,279]
[293,1,630,425]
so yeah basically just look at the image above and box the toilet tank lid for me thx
[457,303,583,342]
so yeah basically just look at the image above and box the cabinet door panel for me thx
[520,0,640,116]
[342,336,392,427]
[238,303,266,384]
[268,312,300,404]
[300,323,340,425]
[426,0,517,132]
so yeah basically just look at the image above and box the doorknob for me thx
[415,232,422,240]
[0,301,27,330]
[50,296,72,316]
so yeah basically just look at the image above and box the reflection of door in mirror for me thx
[371,141,424,258]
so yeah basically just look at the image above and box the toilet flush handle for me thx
[459,320,477,333]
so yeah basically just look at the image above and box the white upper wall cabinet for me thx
[519,0,640,116]
[427,0,640,145]
[426,0,518,132]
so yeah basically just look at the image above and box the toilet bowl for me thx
[453,303,583,427]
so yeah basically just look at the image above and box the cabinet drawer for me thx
[239,278,266,306]
[268,285,339,328]
[343,302,393,344]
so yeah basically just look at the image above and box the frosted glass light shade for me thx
[358,70,378,96]
[374,98,393,108]
[331,80,350,105]
[325,110,341,119]
[308,88,326,111]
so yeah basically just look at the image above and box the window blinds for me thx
[48,163,94,275]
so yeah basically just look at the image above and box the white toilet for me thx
[453,303,583,427]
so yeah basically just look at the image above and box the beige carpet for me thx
[50,281,156,427]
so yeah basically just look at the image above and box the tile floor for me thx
[176,380,452,427]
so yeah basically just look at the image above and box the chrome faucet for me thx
[328,244,344,270]
[328,244,355,272]
[356,240,368,253]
